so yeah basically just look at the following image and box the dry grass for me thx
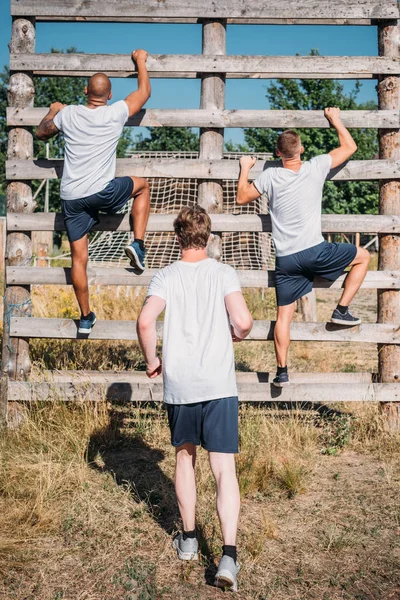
[1,400,400,599]
[2,257,400,598]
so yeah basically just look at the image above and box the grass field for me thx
[1,274,400,599]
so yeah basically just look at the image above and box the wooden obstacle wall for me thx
[2,0,400,418]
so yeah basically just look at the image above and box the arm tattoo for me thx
[142,296,152,307]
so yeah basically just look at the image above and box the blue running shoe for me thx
[78,311,96,334]
[331,308,361,326]
[124,241,146,274]
[272,370,290,387]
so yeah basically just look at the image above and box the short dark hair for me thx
[277,130,301,158]
[174,206,211,250]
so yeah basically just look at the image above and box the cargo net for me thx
[65,151,275,270]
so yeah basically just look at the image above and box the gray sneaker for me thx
[214,555,240,592]
[172,533,198,561]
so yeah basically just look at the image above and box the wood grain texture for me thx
[8,212,400,234]
[6,158,400,182]
[10,53,400,79]
[6,267,400,290]
[8,378,400,403]
[8,107,400,128]
[10,317,400,344]
[10,0,400,20]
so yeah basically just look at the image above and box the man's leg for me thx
[175,442,197,532]
[338,246,370,306]
[274,302,296,368]
[129,176,150,241]
[209,452,240,546]
[70,235,90,317]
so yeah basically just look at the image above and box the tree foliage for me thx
[0,48,132,212]
[132,127,199,152]
[231,51,379,214]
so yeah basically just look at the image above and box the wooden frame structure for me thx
[2,0,400,419]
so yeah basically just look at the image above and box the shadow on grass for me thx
[85,396,217,585]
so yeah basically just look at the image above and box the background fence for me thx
[2,0,400,423]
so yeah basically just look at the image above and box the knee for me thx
[176,443,196,463]
[357,248,370,265]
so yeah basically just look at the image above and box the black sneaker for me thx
[272,371,289,387]
[331,308,361,326]
[78,311,97,334]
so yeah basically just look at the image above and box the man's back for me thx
[147,258,241,404]
[254,154,332,256]
[54,100,129,200]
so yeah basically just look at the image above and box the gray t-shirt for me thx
[53,100,129,200]
[253,154,332,257]
[147,258,241,405]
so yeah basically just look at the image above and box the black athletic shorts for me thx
[62,176,134,242]
[275,241,358,306]
[166,396,239,454]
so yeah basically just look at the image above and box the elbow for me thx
[36,129,45,141]
[137,314,154,333]
[236,314,253,338]
[236,192,245,206]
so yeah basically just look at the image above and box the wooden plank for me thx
[10,54,400,79]
[6,267,400,290]
[10,317,400,344]
[8,107,400,129]
[377,20,400,423]
[24,18,387,25]
[8,212,400,234]
[6,158,400,182]
[10,0,400,20]
[8,378,400,403]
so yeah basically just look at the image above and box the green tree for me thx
[0,48,132,211]
[132,127,199,152]
[234,50,379,214]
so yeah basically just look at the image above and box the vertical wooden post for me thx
[377,20,400,430]
[197,19,226,260]
[1,18,35,421]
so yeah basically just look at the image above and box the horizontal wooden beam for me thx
[7,212,400,234]
[10,318,400,344]
[7,267,400,290]
[10,0,400,21]
[6,158,400,182]
[10,54,400,79]
[9,374,400,403]
[7,107,400,129]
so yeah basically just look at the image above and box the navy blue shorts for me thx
[275,241,358,306]
[62,176,134,242]
[166,396,239,454]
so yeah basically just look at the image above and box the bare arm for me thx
[36,102,65,141]
[137,295,165,378]
[225,291,253,341]
[124,49,151,117]
[236,156,261,205]
[325,107,357,169]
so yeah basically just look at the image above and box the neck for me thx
[86,97,108,108]
[180,247,208,262]
[281,155,302,172]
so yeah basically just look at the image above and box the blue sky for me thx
[1,6,379,144]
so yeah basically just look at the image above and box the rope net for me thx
[57,151,275,270]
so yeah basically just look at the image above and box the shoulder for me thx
[310,153,332,167]
[108,100,129,117]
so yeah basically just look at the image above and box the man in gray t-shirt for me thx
[236,107,370,386]
[36,49,151,334]
[137,206,253,591]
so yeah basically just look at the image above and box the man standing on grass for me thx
[36,49,151,334]
[236,107,370,387]
[137,206,253,592]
